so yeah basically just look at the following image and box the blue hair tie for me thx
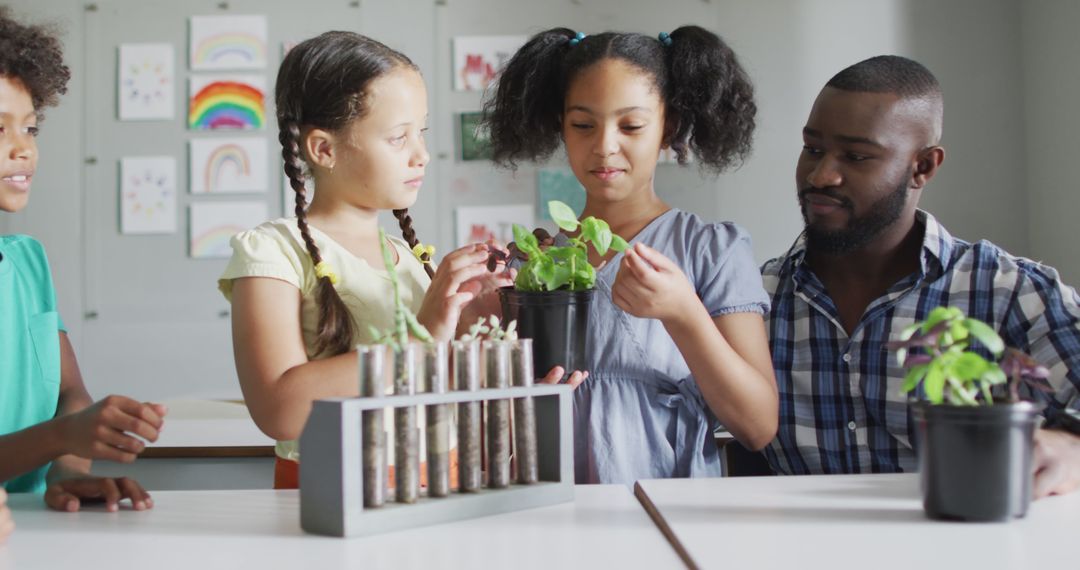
[658,32,672,46]
[569,32,586,47]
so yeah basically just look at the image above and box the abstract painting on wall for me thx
[189,15,268,71]
[189,201,268,259]
[459,112,493,161]
[118,43,174,120]
[188,75,265,130]
[452,35,526,91]
[454,204,534,247]
[189,138,268,194]
[120,156,177,235]
[537,169,586,221]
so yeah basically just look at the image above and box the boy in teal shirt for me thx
[1,7,166,512]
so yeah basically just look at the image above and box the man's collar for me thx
[783,209,952,280]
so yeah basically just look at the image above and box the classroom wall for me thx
[1021,0,1080,284]
[0,0,1055,401]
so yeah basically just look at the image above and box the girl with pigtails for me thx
[485,26,778,484]
[219,31,574,489]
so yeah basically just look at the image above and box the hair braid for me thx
[281,119,356,356]
[393,208,435,279]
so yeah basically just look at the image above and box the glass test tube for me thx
[393,343,421,503]
[485,340,512,489]
[424,342,450,498]
[358,344,386,507]
[511,339,539,484]
[453,340,483,492]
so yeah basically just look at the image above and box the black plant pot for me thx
[499,287,593,383]
[913,401,1040,522]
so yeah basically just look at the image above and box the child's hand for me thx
[537,366,589,390]
[57,396,167,463]
[417,243,493,341]
[44,476,154,512]
[611,243,696,324]
[0,489,13,543]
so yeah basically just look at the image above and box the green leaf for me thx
[580,217,612,256]
[981,366,1007,386]
[514,258,545,291]
[922,306,953,334]
[949,352,991,381]
[512,224,542,258]
[549,201,580,232]
[404,311,433,343]
[949,320,969,342]
[963,318,1004,356]
[924,362,946,404]
[901,364,929,394]
[571,263,595,290]
[610,235,629,253]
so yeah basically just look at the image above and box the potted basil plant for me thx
[888,306,1050,521]
[497,200,627,382]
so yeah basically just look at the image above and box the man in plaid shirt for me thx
[761,55,1080,497]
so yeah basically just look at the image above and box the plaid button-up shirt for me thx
[761,210,1080,475]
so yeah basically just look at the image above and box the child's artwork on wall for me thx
[189,15,268,71]
[189,138,268,194]
[118,44,174,121]
[454,204,534,247]
[537,169,586,221]
[459,112,493,161]
[452,35,526,92]
[120,157,177,235]
[189,201,268,259]
[188,75,265,130]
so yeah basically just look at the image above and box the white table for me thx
[635,473,1079,570]
[90,399,276,490]
[0,485,681,570]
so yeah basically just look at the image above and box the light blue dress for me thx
[573,209,769,484]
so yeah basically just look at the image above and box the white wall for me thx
[1022,0,1080,283]
[0,0,1051,400]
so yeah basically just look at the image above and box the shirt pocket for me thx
[28,311,62,387]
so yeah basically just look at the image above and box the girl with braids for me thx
[484,26,778,484]
[219,31,572,489]
[1,7,166,513]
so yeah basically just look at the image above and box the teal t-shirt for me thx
[0,235,65,493]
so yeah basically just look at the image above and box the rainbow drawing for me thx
[189,138,267,194]
[190,224,247,258]
[189,201,268,259]
[188,76,265,130]
[205,143,250,192]
[189,15,268,71]
[192,33,267,68]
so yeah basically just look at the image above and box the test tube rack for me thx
[298,384,574,537]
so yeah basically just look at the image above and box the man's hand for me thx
[1033,428,1080,499]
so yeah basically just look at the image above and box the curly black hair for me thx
[0,7,71,115]
[481,25,756,175]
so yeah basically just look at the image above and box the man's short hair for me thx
[826,55,941,100]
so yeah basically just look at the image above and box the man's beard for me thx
[800,176,909,255]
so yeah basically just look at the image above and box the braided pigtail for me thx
[280,119,356,357]
[393,208,435,279]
